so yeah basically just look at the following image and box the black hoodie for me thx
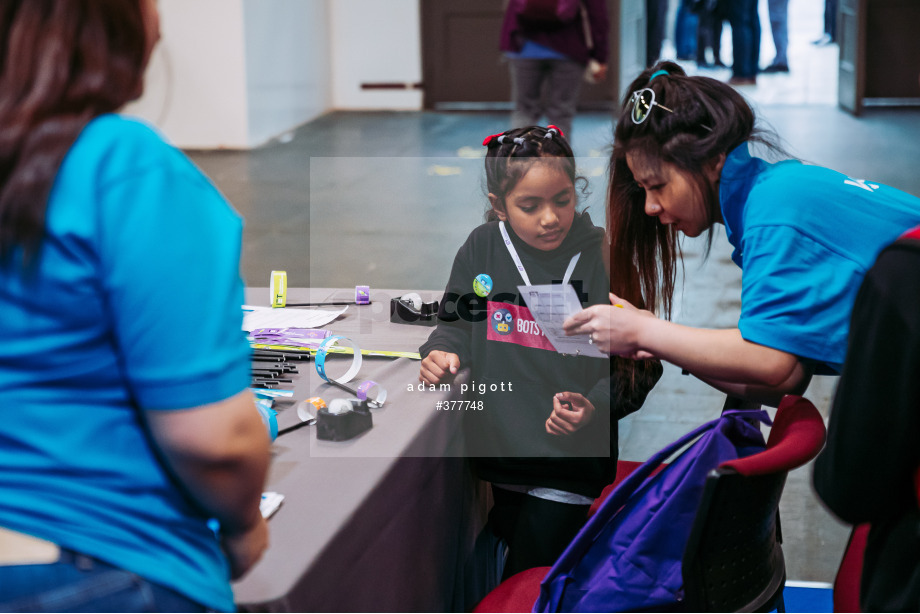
[421,212,662,497]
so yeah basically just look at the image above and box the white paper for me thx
[241,305,348,332]
[517,284,607,358]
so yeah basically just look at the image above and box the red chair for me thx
[586,394,758,519]
[832,524,870,613]
[474,395,827,613]
[587,460,668,518]
[830,470,920,612]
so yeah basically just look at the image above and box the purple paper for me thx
[249,328,330,345]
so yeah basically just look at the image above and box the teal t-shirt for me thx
[0,115,251,611]
[720,144,920,373]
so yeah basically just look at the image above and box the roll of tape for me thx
[328,398,355,415]
[355,285,370,305]
[296,396,326,424]
[315,335,363,384]
[401,292,422,311]
[356,380,387,408]
[270,270,287,308]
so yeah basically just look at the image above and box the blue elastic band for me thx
[649,69,669,82]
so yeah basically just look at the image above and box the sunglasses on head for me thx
[627,88,673,125]
[627,87,714,133]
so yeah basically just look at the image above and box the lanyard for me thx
[499,221,580,287]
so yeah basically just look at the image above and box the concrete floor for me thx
[185,18,920,583]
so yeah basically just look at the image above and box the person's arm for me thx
[564,298,811,403]
[145,390,270,579]
[694,358,813,406]
[638,320,811,402]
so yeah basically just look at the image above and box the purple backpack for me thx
[512,0,582,25]
[534,409,771,612]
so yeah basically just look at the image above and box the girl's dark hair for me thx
[607,61,783,319]
[482,125,579,222]
[0,0,147,266]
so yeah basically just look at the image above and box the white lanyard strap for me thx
[499,221,580,287]
[500,221,531,285]
[562,252,580,286]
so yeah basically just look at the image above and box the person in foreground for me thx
[0,1,270,611]
[420,126,661,578]
[564,61,920,406]
[813,225,920,612]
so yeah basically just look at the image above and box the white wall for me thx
[125,0,250,149]
[243,0,331,146]
[329,0,422,110]
[127,0,421,149]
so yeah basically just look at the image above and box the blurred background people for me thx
[814,0,838,45]
[647,0,669,67]
[674,0,699,61]
[727,0,761,85]
[500,0,610,138]
[764,0,790,72]
[694,0,727,68]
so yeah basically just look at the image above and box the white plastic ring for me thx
[357,380,387,408]
[296,397,326,424]
[315,335,362,384]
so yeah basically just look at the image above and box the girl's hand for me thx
[419,351,460,385]
[563,293,656,359]
[545,392,595,436]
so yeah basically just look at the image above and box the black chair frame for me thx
[680,468,788,613]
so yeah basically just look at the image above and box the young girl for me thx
[419,125,662,578]
[564,61,920,405]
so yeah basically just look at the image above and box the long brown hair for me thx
[0,0,147,266]
[607,61,781,319]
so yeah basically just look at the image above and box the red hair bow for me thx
[482,132,505,146]
[546,124,565,137]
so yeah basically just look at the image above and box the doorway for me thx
[420,0,643,112]
[420,0,919,115]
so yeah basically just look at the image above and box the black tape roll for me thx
[315,400,373,441]
[390,296,438,326]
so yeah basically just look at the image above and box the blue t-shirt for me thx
[0,115,251,611]
[720,144,920,373]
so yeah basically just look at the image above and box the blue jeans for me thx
[0,550,214,613]
[728,0,761,78]
[767,0,789,66]
[696,4,725,65]
[509,57,584,139]
[646,0,669,66]
[674,0,699,60]
[824,0,838,39]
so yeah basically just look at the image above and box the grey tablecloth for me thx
[233,288,492,612]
